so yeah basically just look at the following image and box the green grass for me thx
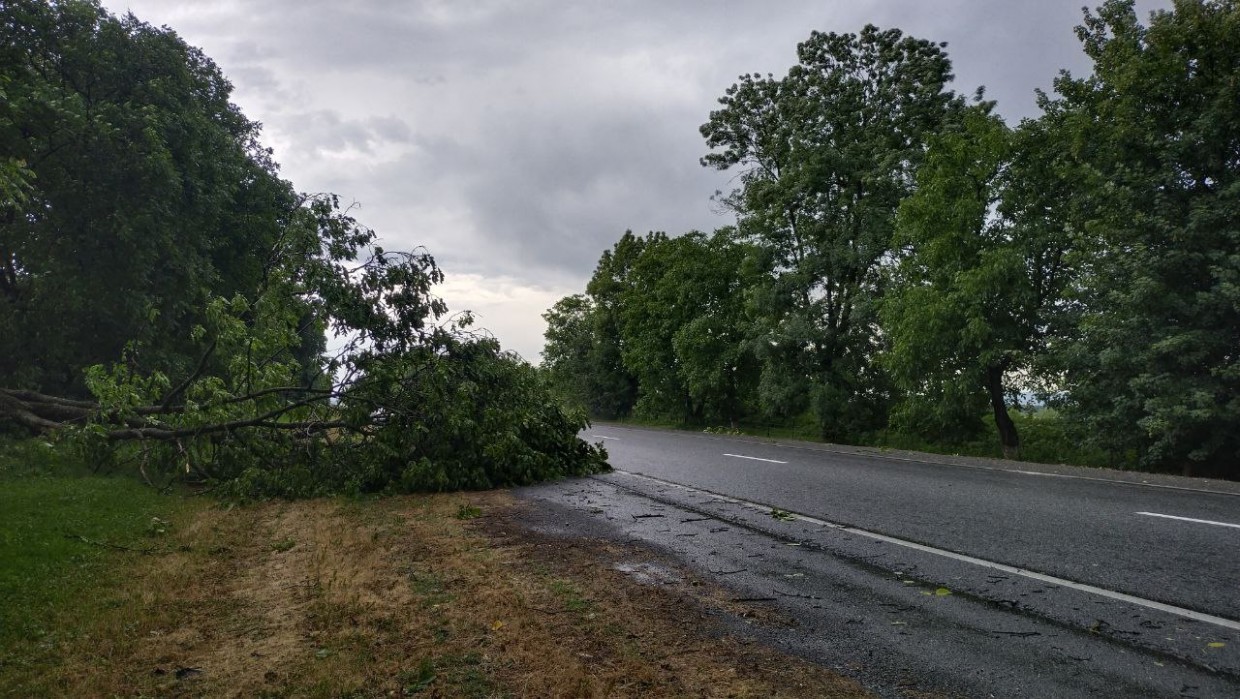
[0,439,194,681]
[610,410,1127,470]
[859,412,1122,468]
[548,578,592,613]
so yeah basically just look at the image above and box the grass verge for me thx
[0,442,199,695]
[1,478,869,697]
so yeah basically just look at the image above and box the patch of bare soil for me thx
[37,492,869,698]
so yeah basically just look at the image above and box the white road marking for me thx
[612,470,1240,632]
[589,435,620,441]
[724,453,787,464]
[1136,512,1240,530]
[595,423,1240,498]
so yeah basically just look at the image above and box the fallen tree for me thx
[0,195,608,496]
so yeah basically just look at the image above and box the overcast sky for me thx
[102,0,1168,362]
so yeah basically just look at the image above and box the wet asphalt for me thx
[513,424,1240,698]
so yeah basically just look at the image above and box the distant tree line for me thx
[0,0,607,495]
[542,0,1240,478]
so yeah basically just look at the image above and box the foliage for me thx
[664,230,761,425]
[883,105,1079,456]
[0,0,304,396]
[614,231,684,420]
[699,25,968,439]
[543,229,759,425]
[1046,0,1240,475]
[539,234,644,421]
[580,231,646,418]
[541,294,599,413]
[38,194,610,497]
[867,409,1120,468]
[618,229,758,424]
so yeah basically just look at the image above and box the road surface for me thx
[516,424,1240,698]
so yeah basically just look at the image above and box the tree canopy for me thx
[0,0,302,396]
[699,25,967,439]
[882,105,1079,457]
[1046,0,1240,475]
[542,229,758,427]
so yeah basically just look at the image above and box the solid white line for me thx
[723,453,787,464]
[612,470,1240,632]
[1137,512,1240,530]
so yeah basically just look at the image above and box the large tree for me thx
[580,231,646,419]
[0,0,299,395]
[882,106,1078,457]
[541,231,645,420]
[700,25,967,439]
[1049,0,1240,475]
[617,229,758,424]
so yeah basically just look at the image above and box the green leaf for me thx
[770,508,796,522]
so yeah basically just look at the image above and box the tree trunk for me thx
[0,387,344,441]
[985,364,1020,460]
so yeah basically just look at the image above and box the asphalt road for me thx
[516,423,1240,697]
[585,424,1240,622]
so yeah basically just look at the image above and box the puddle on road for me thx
[614,561,682,586]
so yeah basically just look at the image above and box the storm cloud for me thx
[104,0,1169,360]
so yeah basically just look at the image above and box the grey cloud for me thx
[233,0,1167,283]
[177,1,851,86]
[448,112,728,276]
[369,115,413,143]
[285,111,415,154]
[227,64,297,104]
[226,39,277,63]
[334,100,730,281]
[205,1,557,77]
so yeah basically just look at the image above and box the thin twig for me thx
[159,340,217,411]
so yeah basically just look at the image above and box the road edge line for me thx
[612,469,1240,633]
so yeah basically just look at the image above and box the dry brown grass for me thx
[15,491,869,698]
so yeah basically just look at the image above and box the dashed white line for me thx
[723,453,787,464]
[591,423,1240,498]
[612,470,1240,632]
[1137,512,1240,530]
[588,435,620,441]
